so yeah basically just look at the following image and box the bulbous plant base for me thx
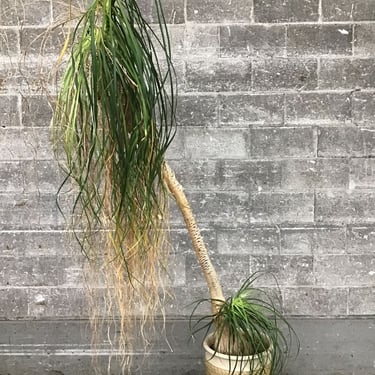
[203,334,272,375]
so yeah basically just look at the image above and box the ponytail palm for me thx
[52,0,296,373]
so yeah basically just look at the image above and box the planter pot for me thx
[203,334,272,375]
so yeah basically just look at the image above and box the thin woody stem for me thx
[162,162,225,313]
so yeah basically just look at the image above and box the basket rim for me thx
[203,333,272,361]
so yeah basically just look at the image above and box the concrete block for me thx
[349,287,375,314]
[250,255,314,286]
[169,26,185,57]
[154,0,185,24]
[151,25,185,58]
[315,255,375,286]
[20,27,66,55]
[0,129,32,160]
[168,59,185,92]
[168,160,222,191]
[185,128,248,160]
[184,25,219,58]
[287,24,352,56]
[313,227,347,255]
[186,253,250,288]
[253,58,318,91]
[0,0,51,26]
[354,24,375,56]
[250,192,314,224]
[319,58,375,89]
[0,62,23,92]
[167,285,211,315]
[219,25,286,58]
[281,228,314,255]
[220,94,284,126]
[349,158,375,189]
[0,162,24,192]
[169,160,254,192]
[115,0,184,24]
[185,59,251,92]
[315,190,375,224]
[247,161,283,191]
[318,127,375,157]
[51,0,87,21]
[168,252,193,288]
[187,191,249,226]
[24,160,62,193]
[17,60,59,93]
[0,29,19,55]
[0,192,65,230]
[5,160,37,193]
[281,159,349,190]
[177,95,218,127]
[322,0,375,21]
[250,127,315,159]
[165,128,185,160]
[0,230,78,257]
[284,287,348,315]
[281,226,347,255]
[0,128,54,161]
[347,225,375,254]
[171,159,283,192]
[0,289,28,318]
[186,0,252,23]
[1,60,55,93]
[0,193,42,229]
[254,0,319,22]
[217,228,279,255]
[0,58,55,94]
[353,91,375,126]
[0,95,19,128]
[0,256,70,287]
[22,96,53,127]
[27,287,90,317]
[285,92,351,125]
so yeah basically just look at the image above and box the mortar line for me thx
[352,23,356,57]
[250,0,254,23]
[17,93,23,129]
[318,0,323,23]
[159,88,375,96]
[346,287,350,315]
[284,24,287,58]
[2,21,375,31]
[183,0,187,24]
[3,54,375,65]
[282,92,287,126]
[316,56,321,89]
[181,20,375,27]
[3,89,373,98]
[49,0,53,24]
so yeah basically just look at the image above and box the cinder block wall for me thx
[0,0,375,347]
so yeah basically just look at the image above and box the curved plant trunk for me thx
[163,162,249,356]
[162,162,225,312]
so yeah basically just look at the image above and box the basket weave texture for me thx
[205,357,271,375]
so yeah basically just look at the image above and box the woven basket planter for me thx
[203,334,272,375]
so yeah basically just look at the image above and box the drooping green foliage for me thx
[190,273,299,374]
[52,0,176,273]
[51,2,176,362]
